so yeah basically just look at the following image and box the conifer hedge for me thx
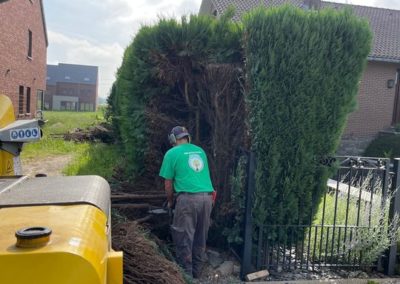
[243,6,371,230]
[108,5,372,243]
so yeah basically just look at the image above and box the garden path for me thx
[22,154,73,177]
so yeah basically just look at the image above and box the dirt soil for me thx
[112,221,186,284]
[22,154,73,177]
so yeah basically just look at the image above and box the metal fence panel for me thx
[241,155,399,278]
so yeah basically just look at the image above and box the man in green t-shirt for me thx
[159,126,214,278]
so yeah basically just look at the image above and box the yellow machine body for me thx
[0,95,16,175]
[0,204,122,284]
[0,96,123,284]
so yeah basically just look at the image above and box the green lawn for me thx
[43,111,105,134]
[21,111,120,180]
[63,143,121,179]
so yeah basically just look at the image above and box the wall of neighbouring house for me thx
[338,61,400,155]
[44,84,56,110]
[0,0,47,119]
[45,82,98,111]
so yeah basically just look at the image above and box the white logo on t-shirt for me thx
[188,154,204,172]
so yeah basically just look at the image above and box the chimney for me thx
[303,0,321,10]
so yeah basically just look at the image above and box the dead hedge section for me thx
[107,11,245,204]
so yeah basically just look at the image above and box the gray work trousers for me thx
[171,192,213,277]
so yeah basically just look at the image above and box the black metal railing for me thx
[241,155,400,279]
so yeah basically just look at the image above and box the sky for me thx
[43,0,400,99]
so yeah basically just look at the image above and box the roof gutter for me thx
[368,56,400,64]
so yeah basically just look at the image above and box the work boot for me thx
[192,263,204,279]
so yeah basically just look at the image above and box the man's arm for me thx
[164,179,174,208]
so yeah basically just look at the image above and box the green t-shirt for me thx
[159,143,213,193]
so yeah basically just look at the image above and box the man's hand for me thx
[212,190,217,206]
[164,179,174,208]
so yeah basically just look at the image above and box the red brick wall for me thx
[343,61,400,138]
[56,82,97,105]
[0,0,47,119]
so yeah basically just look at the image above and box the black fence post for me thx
[241,151,256,280]
[386,158,400,275]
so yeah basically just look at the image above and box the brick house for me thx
[46,63,98,111]
[200,0,400,155]
[0,0,48,118]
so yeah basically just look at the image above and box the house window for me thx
[61,101,76,111]
[65,76,70,80]
[18,86,24,114]
[36,90,44,111]
[26,87,31,113]
[28,30,33,58]
[89,103,94,111]
[84,103,93,111]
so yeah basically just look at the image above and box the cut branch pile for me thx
[111,190,167,222]
[112,222,185,284]
[63,123,114,143]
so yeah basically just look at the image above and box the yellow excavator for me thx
[0,94,123,284]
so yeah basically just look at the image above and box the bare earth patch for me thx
[22,154,73,177]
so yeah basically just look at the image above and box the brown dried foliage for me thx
[112,222,185,284]
[135,63,246,204]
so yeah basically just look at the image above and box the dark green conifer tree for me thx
[243,6,372,233]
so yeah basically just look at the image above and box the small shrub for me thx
[364,135,400,158]
[310,173,400,266]
[338,191,400,266]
